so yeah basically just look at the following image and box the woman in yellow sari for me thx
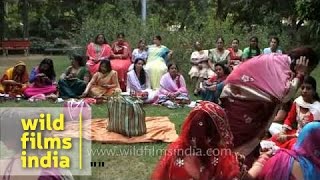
[81,60,121,98]
[0,61,29,97]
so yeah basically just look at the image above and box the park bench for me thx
[1,39,31,56]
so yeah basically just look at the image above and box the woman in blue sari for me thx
[258,121,320,180]
[145,35,173,90]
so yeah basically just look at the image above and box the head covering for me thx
[9,61,28,82]
[178,101,234,149]
[225,53,292,101]
[295,96,320,120]
[152,101,239,180]
[258,122,320,180]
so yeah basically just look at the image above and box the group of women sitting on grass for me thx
[0,55,188,107]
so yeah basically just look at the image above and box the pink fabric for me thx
[110,59,131,90]
[83,98,97,105]
[28,94,46,101]
[159,73,188,96]
[24,85,57,98]
[110,41,132,91]
[86,42,112,75]
[225,54,292,101]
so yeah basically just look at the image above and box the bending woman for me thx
[126,58,156,103]
[81,60,121,98]
[152,101,275,180]
[24,58,57,98]
[220,48,318,167]
[0,61,29,97]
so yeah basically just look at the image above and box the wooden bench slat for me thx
[1,40,31,56]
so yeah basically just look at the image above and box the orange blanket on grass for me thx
[53,116,178,143]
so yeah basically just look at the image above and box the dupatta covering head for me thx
[259,122,320,180]
[9,61,28,83]
[0,61,29,94]
[225,53,292,101]
[152,102,238,180]
[179,101,234,149]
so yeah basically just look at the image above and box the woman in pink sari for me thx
[24,58,57,98]
[86,34,112,75]
[219,47,318,167]
[110,33,132,91]
[157,63,189,108]
[258,122,320,180]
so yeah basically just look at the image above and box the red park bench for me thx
[0,39,31,56]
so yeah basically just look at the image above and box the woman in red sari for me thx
[152,101,273,180]
[270,76,320,149]
[228,38,243,70]
[110,33,132,91]
[86,34,112,75]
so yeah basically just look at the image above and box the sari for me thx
[200,75,227,103]
[0,61,29,96]
[151,101,247,180]
[228,48,243,69]
[157,72,189,106]
[258,122,320,180]
[188,50,215,79]
[270,96,320,149]
[220,53,294,166]
[24,67,57,98]
[126,70,157,103]
[145,45,170,89]
[58,66,89,99]
[110,41,132,91]
[88,70,121,97]
[209,48,230,65]
[86,42,112,75]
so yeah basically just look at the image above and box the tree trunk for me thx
[216,0,222,19]
[21,0,29,39]
[0,0,5,41]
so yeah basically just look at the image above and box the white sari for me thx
[126,70,157,103]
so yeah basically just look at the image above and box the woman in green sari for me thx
[58,54,90,99]
[145,35,173,90]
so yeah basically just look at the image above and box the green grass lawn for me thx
[0,55,319,180]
